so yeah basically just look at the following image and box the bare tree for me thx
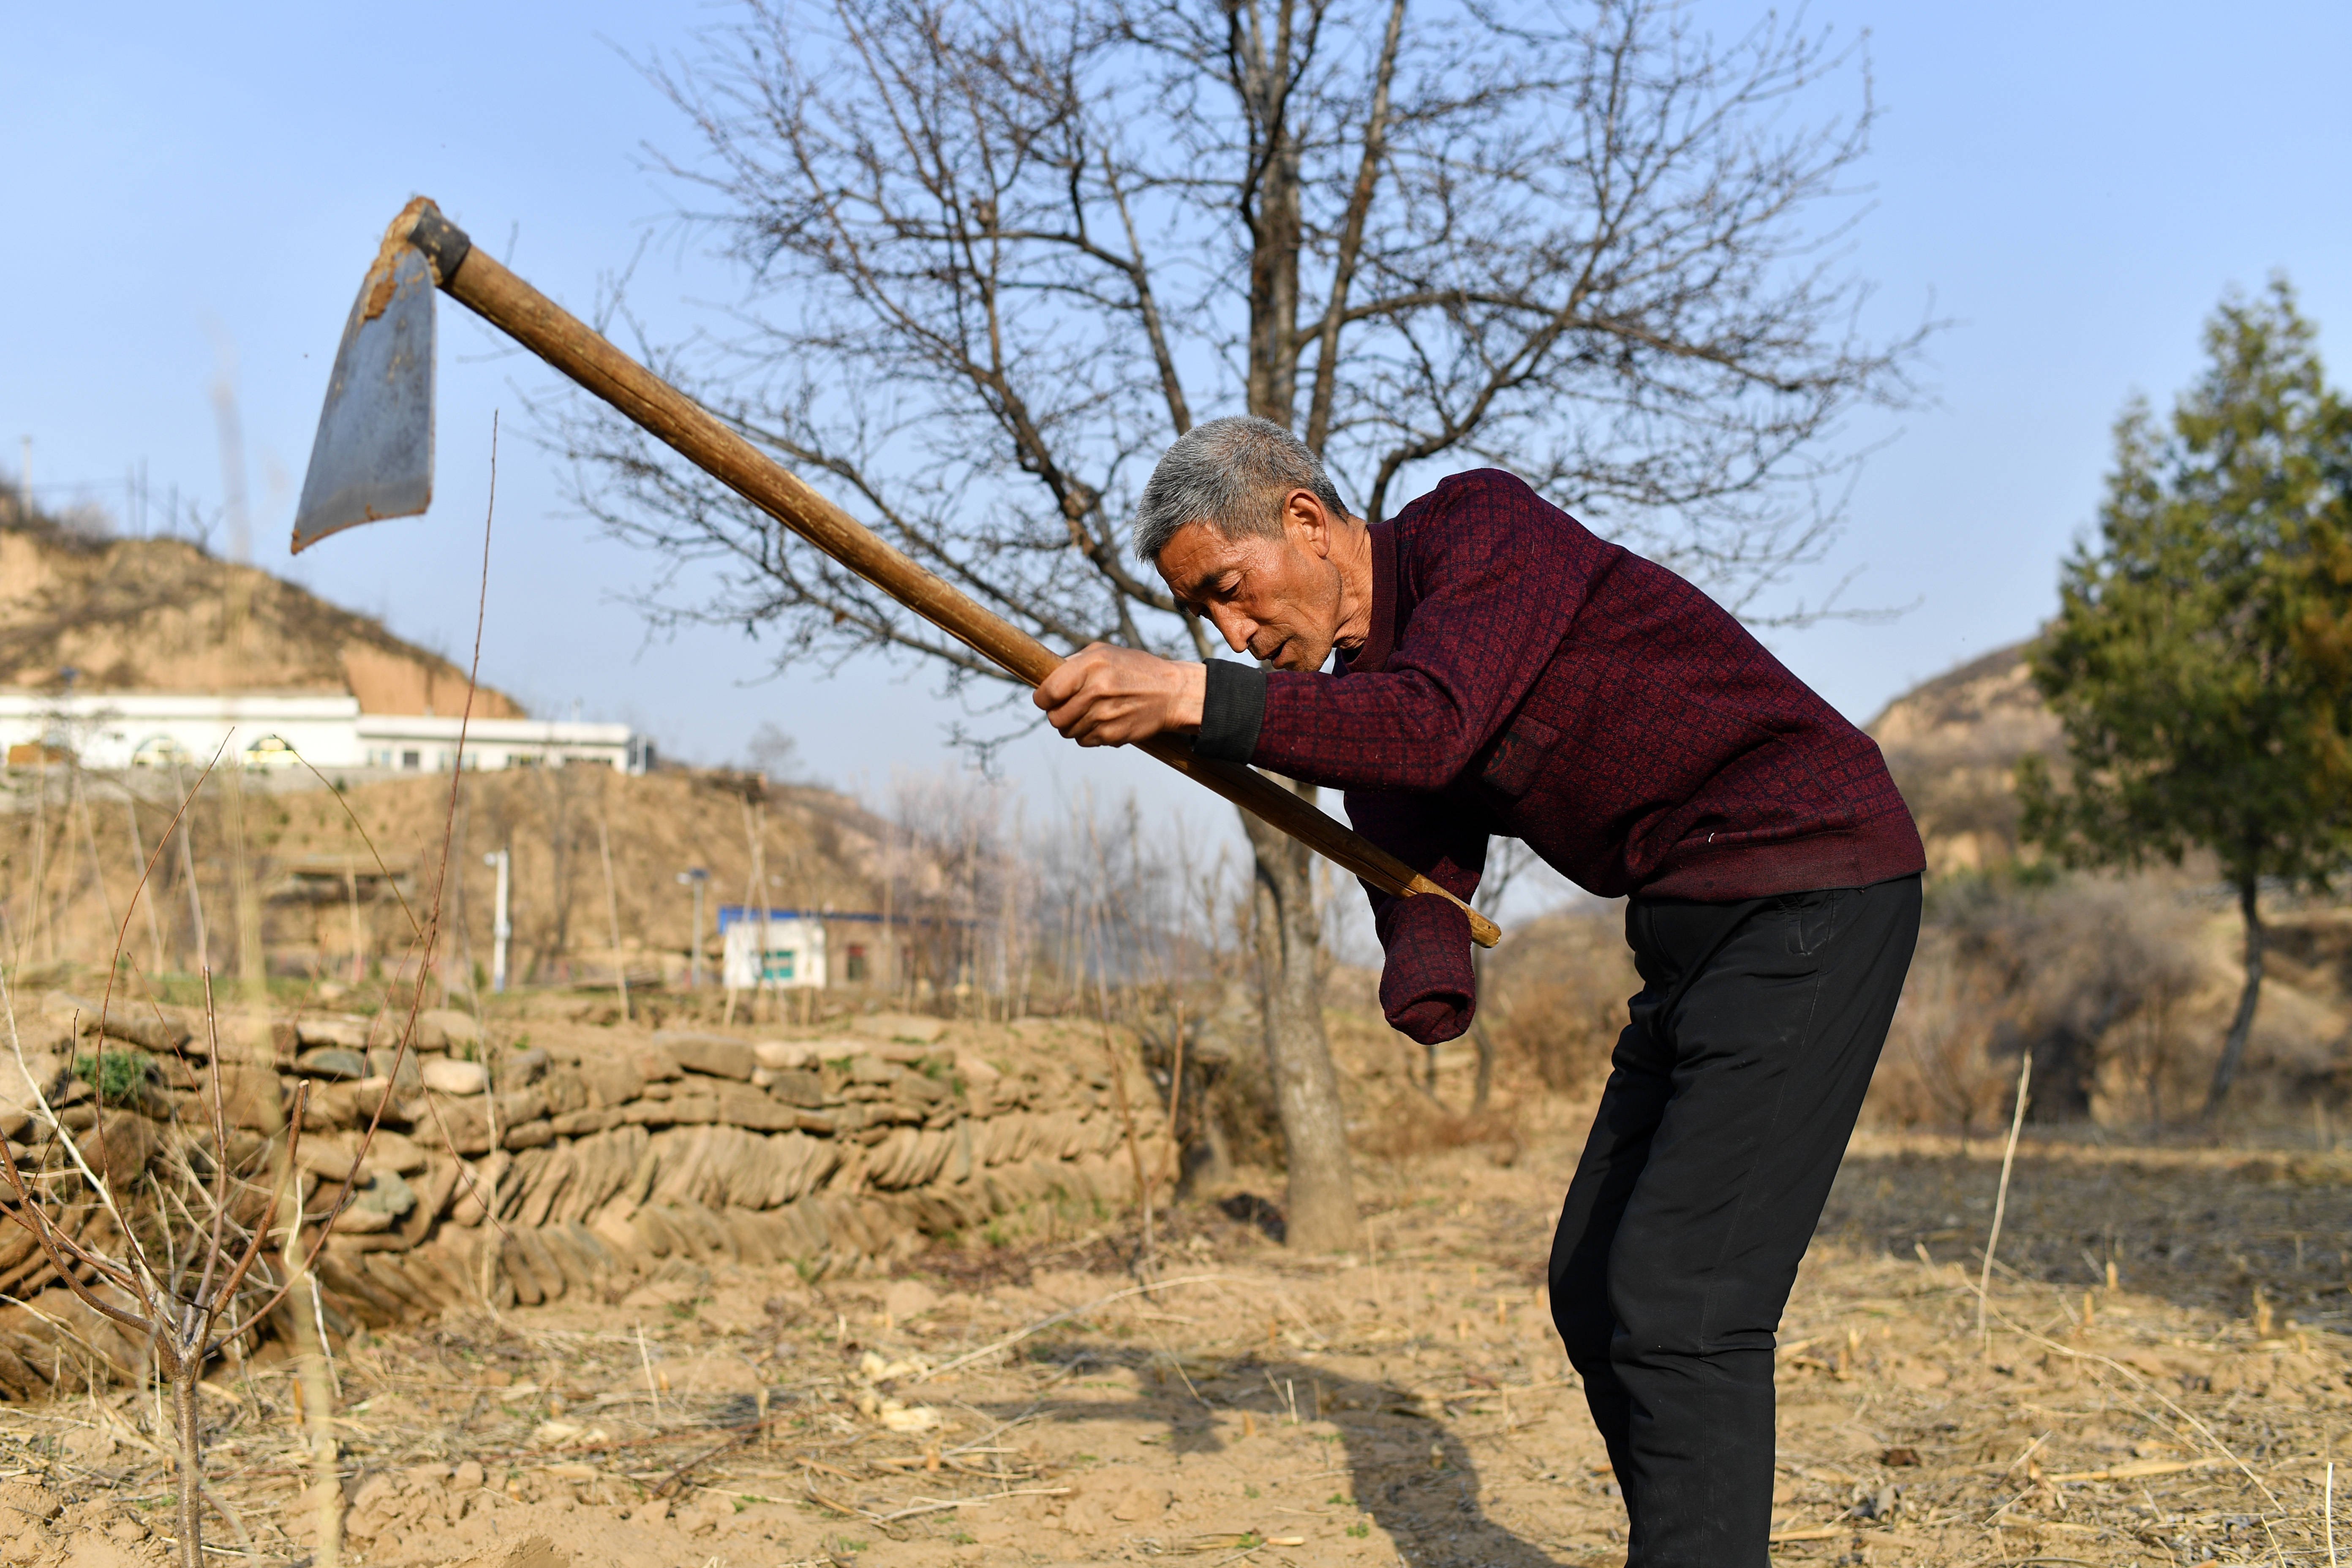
[880,767,1027,1007]
[556,0,1923,1248]
[0,974,313,1568]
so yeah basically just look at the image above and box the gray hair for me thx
[1132,415,1349,562]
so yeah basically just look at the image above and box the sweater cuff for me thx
[1193,661,1267,763]
[1374,893,1476,1044]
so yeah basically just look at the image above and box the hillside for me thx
[0,510,524,716]
[7,765,899,998]
[1866,640,2060,874]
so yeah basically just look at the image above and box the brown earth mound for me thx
[1866,642,2061,877]
[2,764,909,996]
[0,512,522,716]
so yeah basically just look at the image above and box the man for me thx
[1034,415,1923,1567]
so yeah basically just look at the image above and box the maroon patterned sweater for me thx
[1192,469,1923,1042]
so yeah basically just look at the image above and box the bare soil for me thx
[0,1120,2346,1568]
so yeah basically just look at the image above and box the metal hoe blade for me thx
[289,245,436,552]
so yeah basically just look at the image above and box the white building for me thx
[0,690,650,774]
[720,911,829,991]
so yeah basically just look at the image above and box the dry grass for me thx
[0,1113,2339,1568]
[1356,1104,1525,1165]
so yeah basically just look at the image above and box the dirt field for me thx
[0,1119,2346,1568]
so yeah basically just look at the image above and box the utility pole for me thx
[676,868,709,988]
[484,848,512,994]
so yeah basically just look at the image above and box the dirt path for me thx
[0,1128,2345,1568]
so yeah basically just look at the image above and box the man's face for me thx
[1154,492,1345,672]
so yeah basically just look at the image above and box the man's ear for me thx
[1287,489,1334,559]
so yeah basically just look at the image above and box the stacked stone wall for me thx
[0,1000,1168,1390]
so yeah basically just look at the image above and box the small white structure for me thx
[720,911,828,991]
[0,690,648,774]
[354,712,652,773]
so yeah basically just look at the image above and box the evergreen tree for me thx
[2021,280,2352,1119]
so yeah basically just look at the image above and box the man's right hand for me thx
[1034,644,1207,748]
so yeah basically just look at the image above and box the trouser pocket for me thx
[1774,887,1846,958]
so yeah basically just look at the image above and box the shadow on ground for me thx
[968,1341,1581,1568]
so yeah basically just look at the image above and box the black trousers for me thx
[1548,874,1921,1567]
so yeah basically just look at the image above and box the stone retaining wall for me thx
[0,1001,1169,1390]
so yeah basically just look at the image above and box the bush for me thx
[1492,977,1623,1092]
[71,1049,152,1100]
[1482,909,1637,1094]
[1863,873,2209,1135]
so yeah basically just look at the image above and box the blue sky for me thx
[5,1,2349,918]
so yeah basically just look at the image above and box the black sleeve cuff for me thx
[1193,661,1267,763]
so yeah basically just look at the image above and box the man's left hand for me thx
[1034,645,1206,747]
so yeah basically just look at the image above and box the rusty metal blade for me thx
[289,245,435,553]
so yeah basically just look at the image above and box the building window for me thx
[762,949,798,983]
[845,944,868,983]
[131,735,192,769]
[245,735,299,769]
[401,749,422,770]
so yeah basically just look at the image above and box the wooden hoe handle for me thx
[403,203,1500,949]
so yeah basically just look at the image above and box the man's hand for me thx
[1034,645,1206,747]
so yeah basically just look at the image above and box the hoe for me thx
[289,198,1499,947]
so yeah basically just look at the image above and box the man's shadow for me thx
[952,1339,1584,1567]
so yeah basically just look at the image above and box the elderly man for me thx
[1034,415,1923,1567]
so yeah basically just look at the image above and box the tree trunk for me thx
[171,1355,203,1568]
[1238,3,1305,424]
[1241,789,1360,1252]
[2202,874,2266,1122]
[1229,0,1357,1253]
